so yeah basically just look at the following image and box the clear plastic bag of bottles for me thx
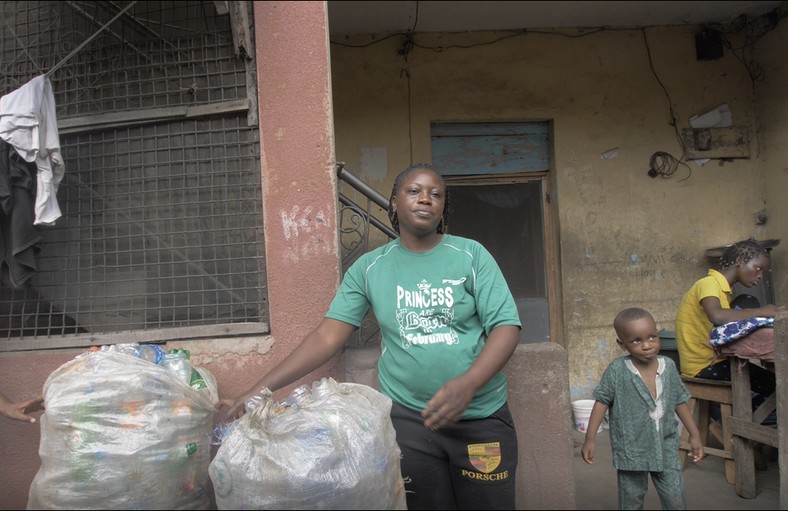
[209,377,406,510]
[27,346,218,510]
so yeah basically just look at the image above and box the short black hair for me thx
[613,307,654,338]
[731,293,760,309]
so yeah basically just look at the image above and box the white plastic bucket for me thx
[571,399,602,433]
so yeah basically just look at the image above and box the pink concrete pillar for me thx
[0,350,82,510]
[253,1,342,397]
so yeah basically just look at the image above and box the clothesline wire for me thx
[45,0,139,78]
[3,19,45,75]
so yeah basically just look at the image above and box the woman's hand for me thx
[215,398,244,420]
[420,325,520,431]
[421,376,476,431]
[759,304,787,316]
[213,318,355,420]
[215,389,266,420]
[0,394,44,424]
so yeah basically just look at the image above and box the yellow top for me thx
[675,269,731,376]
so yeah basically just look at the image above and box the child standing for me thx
[581,308,704,510]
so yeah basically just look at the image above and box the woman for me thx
[218,163,522,509]
[675,238,785,440]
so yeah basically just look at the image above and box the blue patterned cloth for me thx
[708,317,774,347]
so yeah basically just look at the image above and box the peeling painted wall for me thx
[329,24,783,400]
[0,3,341,509]
[252,0,342,404]
[756,20,788,307]
[1,12,784,509]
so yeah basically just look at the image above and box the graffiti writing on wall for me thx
[280,205,333,262]
[574,250,697,281]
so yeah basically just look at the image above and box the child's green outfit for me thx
[593,355,691,510]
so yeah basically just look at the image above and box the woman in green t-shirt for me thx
[218,163,522,510]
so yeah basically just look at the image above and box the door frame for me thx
[444,171,563,345]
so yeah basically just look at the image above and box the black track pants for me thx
[390,401,518,510]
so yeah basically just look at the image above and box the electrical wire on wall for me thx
[713,10,785,92]
[641,28,691,181]
[648,151,686,179]
[400,67,413,164]
[398,1,420,165]
[330,7,784,181]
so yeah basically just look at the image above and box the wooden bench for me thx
[726,358,778,498]
[679,376,734,484]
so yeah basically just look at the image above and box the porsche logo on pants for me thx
[467,442,501,473]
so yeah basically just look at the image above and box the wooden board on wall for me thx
[681,126,750,160]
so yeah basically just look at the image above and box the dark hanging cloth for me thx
[0,138,42,289]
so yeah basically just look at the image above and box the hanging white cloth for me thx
[0,74,65,226]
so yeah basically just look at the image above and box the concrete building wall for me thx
[0,2,341,508]
[756,17,788,305]
[0,351,79,509]
[504,343,575,509]
[329,25,781,401]
[1,5,783,510]
[0,3,575,508]
[776,311,788,509]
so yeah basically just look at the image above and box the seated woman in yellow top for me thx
[675,239,785,427]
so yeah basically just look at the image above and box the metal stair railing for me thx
[336,162,396,348]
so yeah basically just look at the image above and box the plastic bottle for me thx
[189,367,207,390]
[170,348,191,359]
[281,384,311,409]
[169,349,207,390]
[100,343,128,355]
[137,344,166,365]
[185,442,198,457]
[211,421,238,445]
[245,394,264,411]
[161,351,192,385]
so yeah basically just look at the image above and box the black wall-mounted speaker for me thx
[695,30,724,61]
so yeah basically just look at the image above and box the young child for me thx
[581,308,704,510]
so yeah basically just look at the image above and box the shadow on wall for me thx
[0,285,87,338]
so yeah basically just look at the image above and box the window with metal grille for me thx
[0,1,268,350]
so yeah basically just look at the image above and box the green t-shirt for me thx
[326,234,522,419]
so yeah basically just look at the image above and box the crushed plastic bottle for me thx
[170,348,191,359]
[310,378,334,401]
[281,384,311,409]
[189,368,207,390]
[211,421,238,445]
[161,351,192,386]
[137,344,166,365]
[99,343,140,356]
[185,442,198,456]
[165,349,207,389]
[116,343,141,358]
[245,394,264,411]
